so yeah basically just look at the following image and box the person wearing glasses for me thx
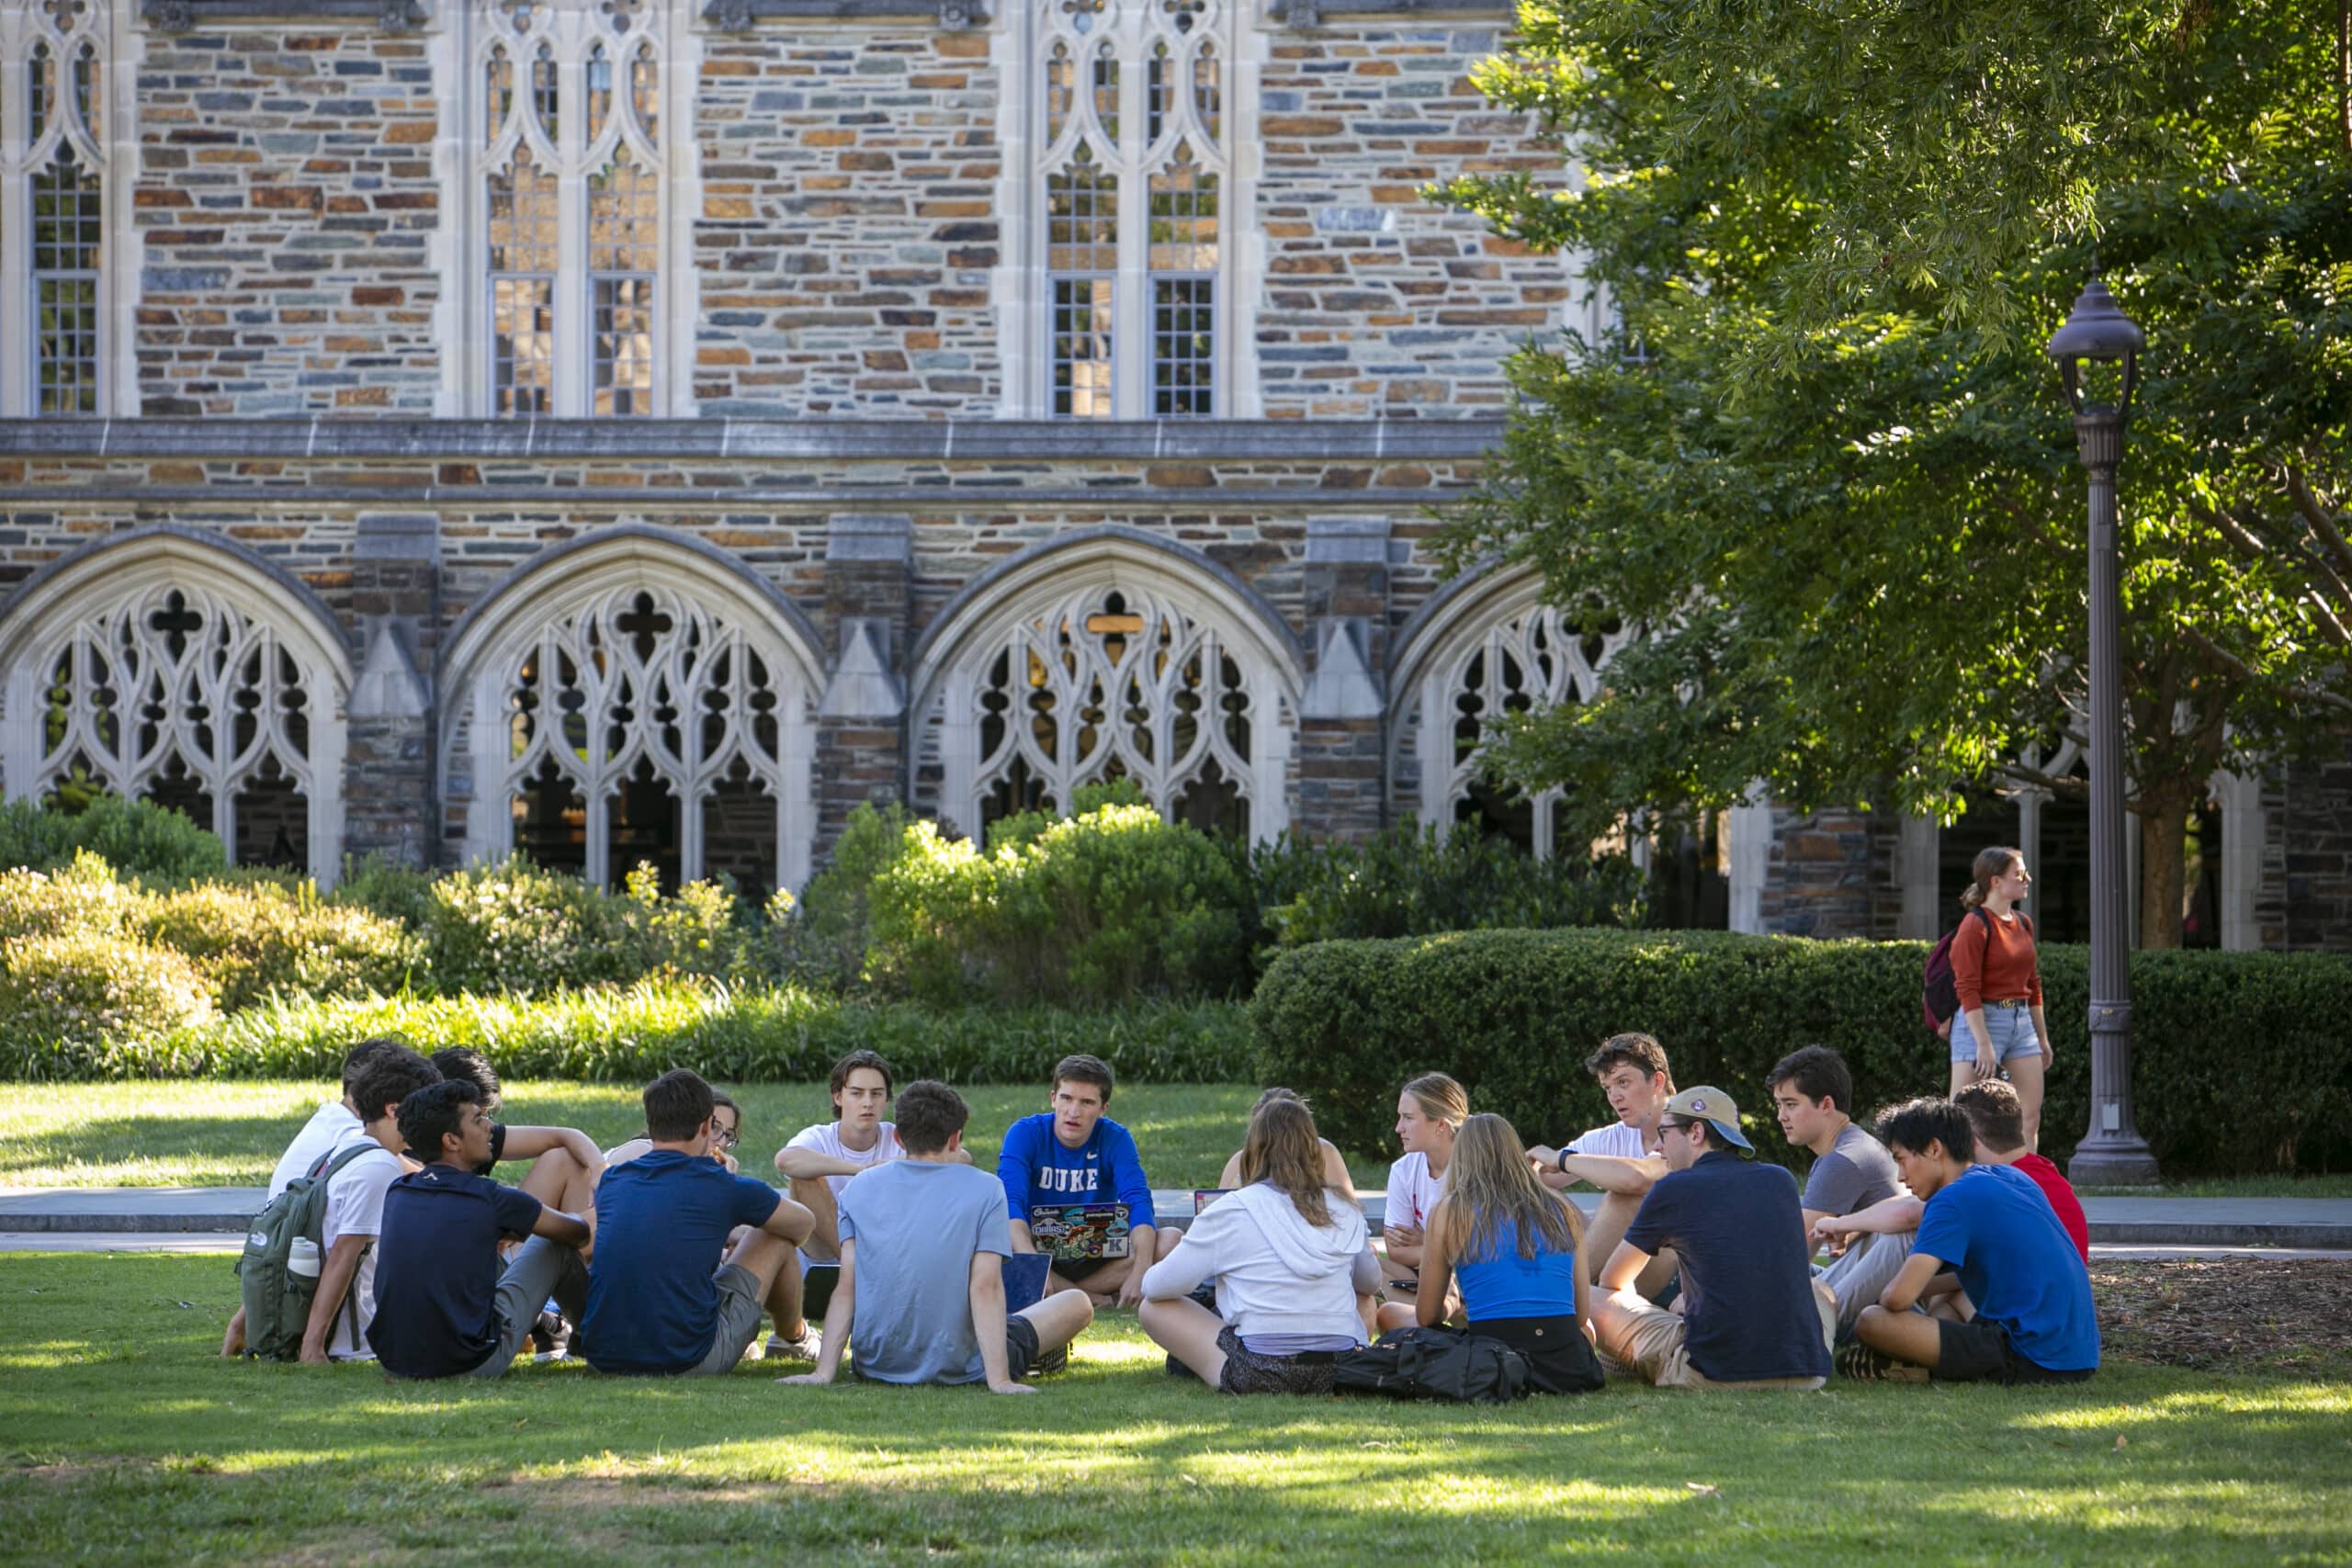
[1587,1087,1836,1390]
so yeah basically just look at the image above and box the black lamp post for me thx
[2047,275,2159,1186]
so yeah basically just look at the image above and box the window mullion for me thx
[554,42,588,418]
[1114,31,1149,420]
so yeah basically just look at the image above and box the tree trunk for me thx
[2136,795,2188,950]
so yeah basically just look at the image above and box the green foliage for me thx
[1436,0,2352,946]
[0,861,220,1077]
[0,794,231,884]
[422,854,755,994]
[32,980,1252,1085]
[865,798,1253,1006]
[1244,824,1648,949]
[135,879,423,1012]
[329,853,438,931]
[1251,928,2352,1177]
[780,801,917,989]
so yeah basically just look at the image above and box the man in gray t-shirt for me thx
[1768,1045,1911,1333]
[778,1081,1094,1393]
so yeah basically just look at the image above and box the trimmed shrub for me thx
[137,879,424,1011]
[0,927,218,1077]
[1250,928,2352,1177]
[865,794,1253,1006]
[0,794,231,884]
[330,854,439,931]
[422,855,756,994]
[779,800,912,989]
[74,980,1252,1085]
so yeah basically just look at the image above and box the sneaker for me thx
[528,1311,571,1359]
[1837,1342,1927,1382]
[1031,1343,1069,1376]
[764,1326,822,1363]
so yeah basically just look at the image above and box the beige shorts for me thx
[1594,1279,1836,1391]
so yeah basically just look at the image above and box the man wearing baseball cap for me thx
[1589,1086,1836,1389]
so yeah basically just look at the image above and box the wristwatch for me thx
[1555,1147,1572,1173]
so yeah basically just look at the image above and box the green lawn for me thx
[0,1081,1391,1193]
[1,1253,2347,1564]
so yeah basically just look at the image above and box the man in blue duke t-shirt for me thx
[1590,1085,1836,1389]
[996,1054,1179,1307]
[1853,1098,2098,1384]
[368,1078,593,1380]
[583,1069,815,1376]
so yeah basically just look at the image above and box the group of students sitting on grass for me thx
[222,1028,2097,1394]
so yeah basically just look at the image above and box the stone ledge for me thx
[702,0,986,27]
[0,483,1477,513]
[141,0,424,31]
[0,416,1508,465]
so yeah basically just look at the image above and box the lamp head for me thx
[2047,275,2143,419]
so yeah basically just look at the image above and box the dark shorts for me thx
[1054,1254,1118,1282]
[1936,1317,2096,1385]
[1003,1314,1040,1381]
[1467,1314,1605,1396]
[1214,1324,1340,1397]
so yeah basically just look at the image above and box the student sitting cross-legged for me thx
[367,1079,593,1379]
[1588,1086,1837,1391]
[1766,1044,1907,1336]
[998,1054,1178,1307]
[297,1046,447,1365]
[1526,1032,1679,1297]
[1415,1113,1603,1396]
[582,1069,816,1377]
[778,1080,1094,1393]
[1374,1072,1467,1331]
[427,1048,605,1222]
[1845,1097,2098,1385]
[1137,1095,1379,1396]
[1216,1087,1355,1197]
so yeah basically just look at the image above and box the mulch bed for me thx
[2092,1257,2352,1374]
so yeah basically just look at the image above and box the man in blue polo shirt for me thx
[582,1069,815,1376]
[996,1054,1179,1307]
[368,1078,593,1379]
[1589,1085,1836,1389]
[1848,1097,2098,1384]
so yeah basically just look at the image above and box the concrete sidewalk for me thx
[6,1186,2350,1249]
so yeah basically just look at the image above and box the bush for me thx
[1250,928,2352,1178]
[59,979,1253,1084]
[0,926,218,1077]
[779,801,913,989]
[331,853,439,931]
[0,795,231,884]
[1244,824,1648,951]
[137,878,424,1011]
[864,792,1253,1006]
[422,855,756,994]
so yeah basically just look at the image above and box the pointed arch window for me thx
[1034,0,1231,418]
[1,0,111,416]
[473,0,665,416]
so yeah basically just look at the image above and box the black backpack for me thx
[1332,1325,1532,1404]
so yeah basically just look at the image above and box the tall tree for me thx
[1435,0,2352,945]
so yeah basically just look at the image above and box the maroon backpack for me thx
[1920,908,1993,1039]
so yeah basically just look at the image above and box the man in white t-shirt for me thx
[770,1052,968,1356]
[1527,1032,1679,1290]
[299,1050,443,1364]
[226,1037,416,1358]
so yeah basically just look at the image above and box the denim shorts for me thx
[1951,999,2044,1065]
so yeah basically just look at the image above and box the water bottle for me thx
[288,1236,322,1280]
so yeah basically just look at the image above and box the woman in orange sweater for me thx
[1949,846,2054,1150]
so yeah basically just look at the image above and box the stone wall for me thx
[1755,805,1874,940]
[2269,737,2352,950]
[133,27,441,416]
[1254,17,1571,419]
[693,24,1004,415]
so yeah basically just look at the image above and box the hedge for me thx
[1250,928,2352,1177]
[5,978,1254,1087]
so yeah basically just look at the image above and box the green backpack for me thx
[236,1142,385,1362]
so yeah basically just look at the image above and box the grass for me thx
[0,1081,1391,1193]
[1,1253,2348,1564]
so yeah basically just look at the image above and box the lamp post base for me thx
[2066,1142,2160,1187]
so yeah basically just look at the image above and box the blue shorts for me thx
[1951,999,2043,1065]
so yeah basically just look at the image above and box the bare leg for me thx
[1947,1062,1977,1100]
[2007,1052,2048,1152]
[726,1212,813,1303]
[1579,1191,1645,1286]
[1854,1304,1943,1369]
[517,1146,597,1218]
[790,1177,842,1262]
[1139,1296,1227,1385]
[1374,1300,1417,1334]
[1357,1292,1378,1342]
[769,1256,808,1340]
[221,1306,245,1358]
[1017,1289,1096,1358]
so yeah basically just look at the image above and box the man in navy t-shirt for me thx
[582,1069,815,1376]
[995,1054,1178,1307]
[1850,1097,2098,1384]
[1590,1085,1836,1389]
[368,1079,593,1379]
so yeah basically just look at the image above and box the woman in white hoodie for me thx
[1138,1096,1380,1395]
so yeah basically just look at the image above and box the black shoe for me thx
[1032,1343,1069,1376]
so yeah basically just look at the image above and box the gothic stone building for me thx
[0,0,2343,948]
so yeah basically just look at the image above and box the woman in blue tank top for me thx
[1418,1112,1604,1394]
